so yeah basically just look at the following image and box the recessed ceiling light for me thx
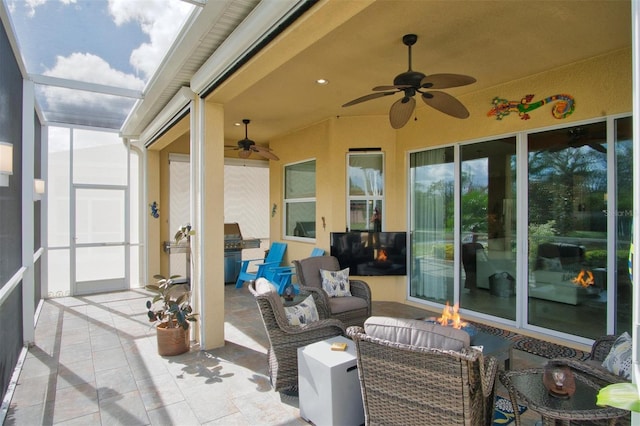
[316,78,329,85]
[234,122,242,126]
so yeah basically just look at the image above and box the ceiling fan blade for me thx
[238,149,251,159]
[588,143,607,153]
[389,96,416,129]
[421,73,476,89]
[422,91,470,119]
[342,91,397,107]
[224,145,239,150]
[372,85,411,91]
[252,145,280,161]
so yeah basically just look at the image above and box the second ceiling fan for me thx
[342,34,476,129]
[225,119,279,160]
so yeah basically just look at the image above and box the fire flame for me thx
[572,269,594,287]
[436,302,467,329]
[376,249,388,262]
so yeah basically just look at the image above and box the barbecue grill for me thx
[224,223,261,283]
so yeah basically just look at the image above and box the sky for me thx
[5,0,195,127]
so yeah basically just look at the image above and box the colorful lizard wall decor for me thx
[487,94,575,121]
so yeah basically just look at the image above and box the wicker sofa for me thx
[248,280,345,392]
[347,317,498,425]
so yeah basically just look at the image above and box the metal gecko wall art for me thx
[487,94,575,121]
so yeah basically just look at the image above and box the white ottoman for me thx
[298,336,364,426]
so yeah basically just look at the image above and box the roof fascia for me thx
[130,86,194,144]
[190,0,308,95]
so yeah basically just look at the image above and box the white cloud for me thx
[44,52,145,90]
[40,53,144,125]
[18,0,76,17]
[108,0,193,79]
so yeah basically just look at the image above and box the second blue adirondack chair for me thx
[235,242,287,288]
[270,247,325,294]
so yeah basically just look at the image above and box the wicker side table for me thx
[499,368,628,425]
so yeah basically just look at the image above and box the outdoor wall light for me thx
[0,141,13,187]
[34,178,46,200]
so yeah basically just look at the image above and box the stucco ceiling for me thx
[210,0,631,148]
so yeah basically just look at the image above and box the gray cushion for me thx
[328,295,368,314]
[364,316,470,351]
[295,256,341,289]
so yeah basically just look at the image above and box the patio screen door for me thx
[73,186,127,295]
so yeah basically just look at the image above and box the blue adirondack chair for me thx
[235,242,287,288]
[270,248,325,294]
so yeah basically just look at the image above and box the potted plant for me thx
[146,274,197,356]
[146,224,197,356]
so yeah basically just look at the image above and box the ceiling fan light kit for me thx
[342,34,476,129]
[224,119,279,160]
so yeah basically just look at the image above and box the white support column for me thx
[21,79,35,345]
[193,97,225,350]
[40,125,48,299]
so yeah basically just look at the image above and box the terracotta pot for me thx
[156,322,190,356]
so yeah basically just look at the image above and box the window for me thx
[347,152,384,231]
[284,159,316,240]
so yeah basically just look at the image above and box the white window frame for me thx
[346,152,385,232]
[283,158,316,241]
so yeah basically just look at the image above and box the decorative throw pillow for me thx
[283,294,319,326]
[602,332,633,380]
[320,268,351,297]
[254,277,277,294]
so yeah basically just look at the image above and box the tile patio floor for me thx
[5,285,548,425]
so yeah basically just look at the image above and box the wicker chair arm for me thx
[550,357,628,386]
[299,285,332,317]
[590,335,618,361]
[346,326,365,339]
[480,355,499,398]
[349,280,372,303]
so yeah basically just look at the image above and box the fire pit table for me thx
[471,330,512,370]
[420,303,513,369]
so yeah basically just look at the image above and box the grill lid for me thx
[224,222,242,240]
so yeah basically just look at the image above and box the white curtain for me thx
[410,148,452,301]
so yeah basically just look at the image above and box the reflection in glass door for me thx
[74,186,126,295]
[527,122,608,339]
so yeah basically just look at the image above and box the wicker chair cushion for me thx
[327,294,368,314]
[320,267,351,297]
[283,294,319,326]
[254,278,277,294]
[602,332,632,379]
[364,316,470,351]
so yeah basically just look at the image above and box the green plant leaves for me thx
[597,383,640,412]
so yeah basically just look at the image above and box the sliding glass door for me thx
[408,116,632,341]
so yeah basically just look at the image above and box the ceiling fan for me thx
[225,119,279,160]
[557,127,607,153]
[342,34,476,129]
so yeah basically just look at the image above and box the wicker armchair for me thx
[293,255,372,327]
[248,281,345,392]
[347,325,498,426]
